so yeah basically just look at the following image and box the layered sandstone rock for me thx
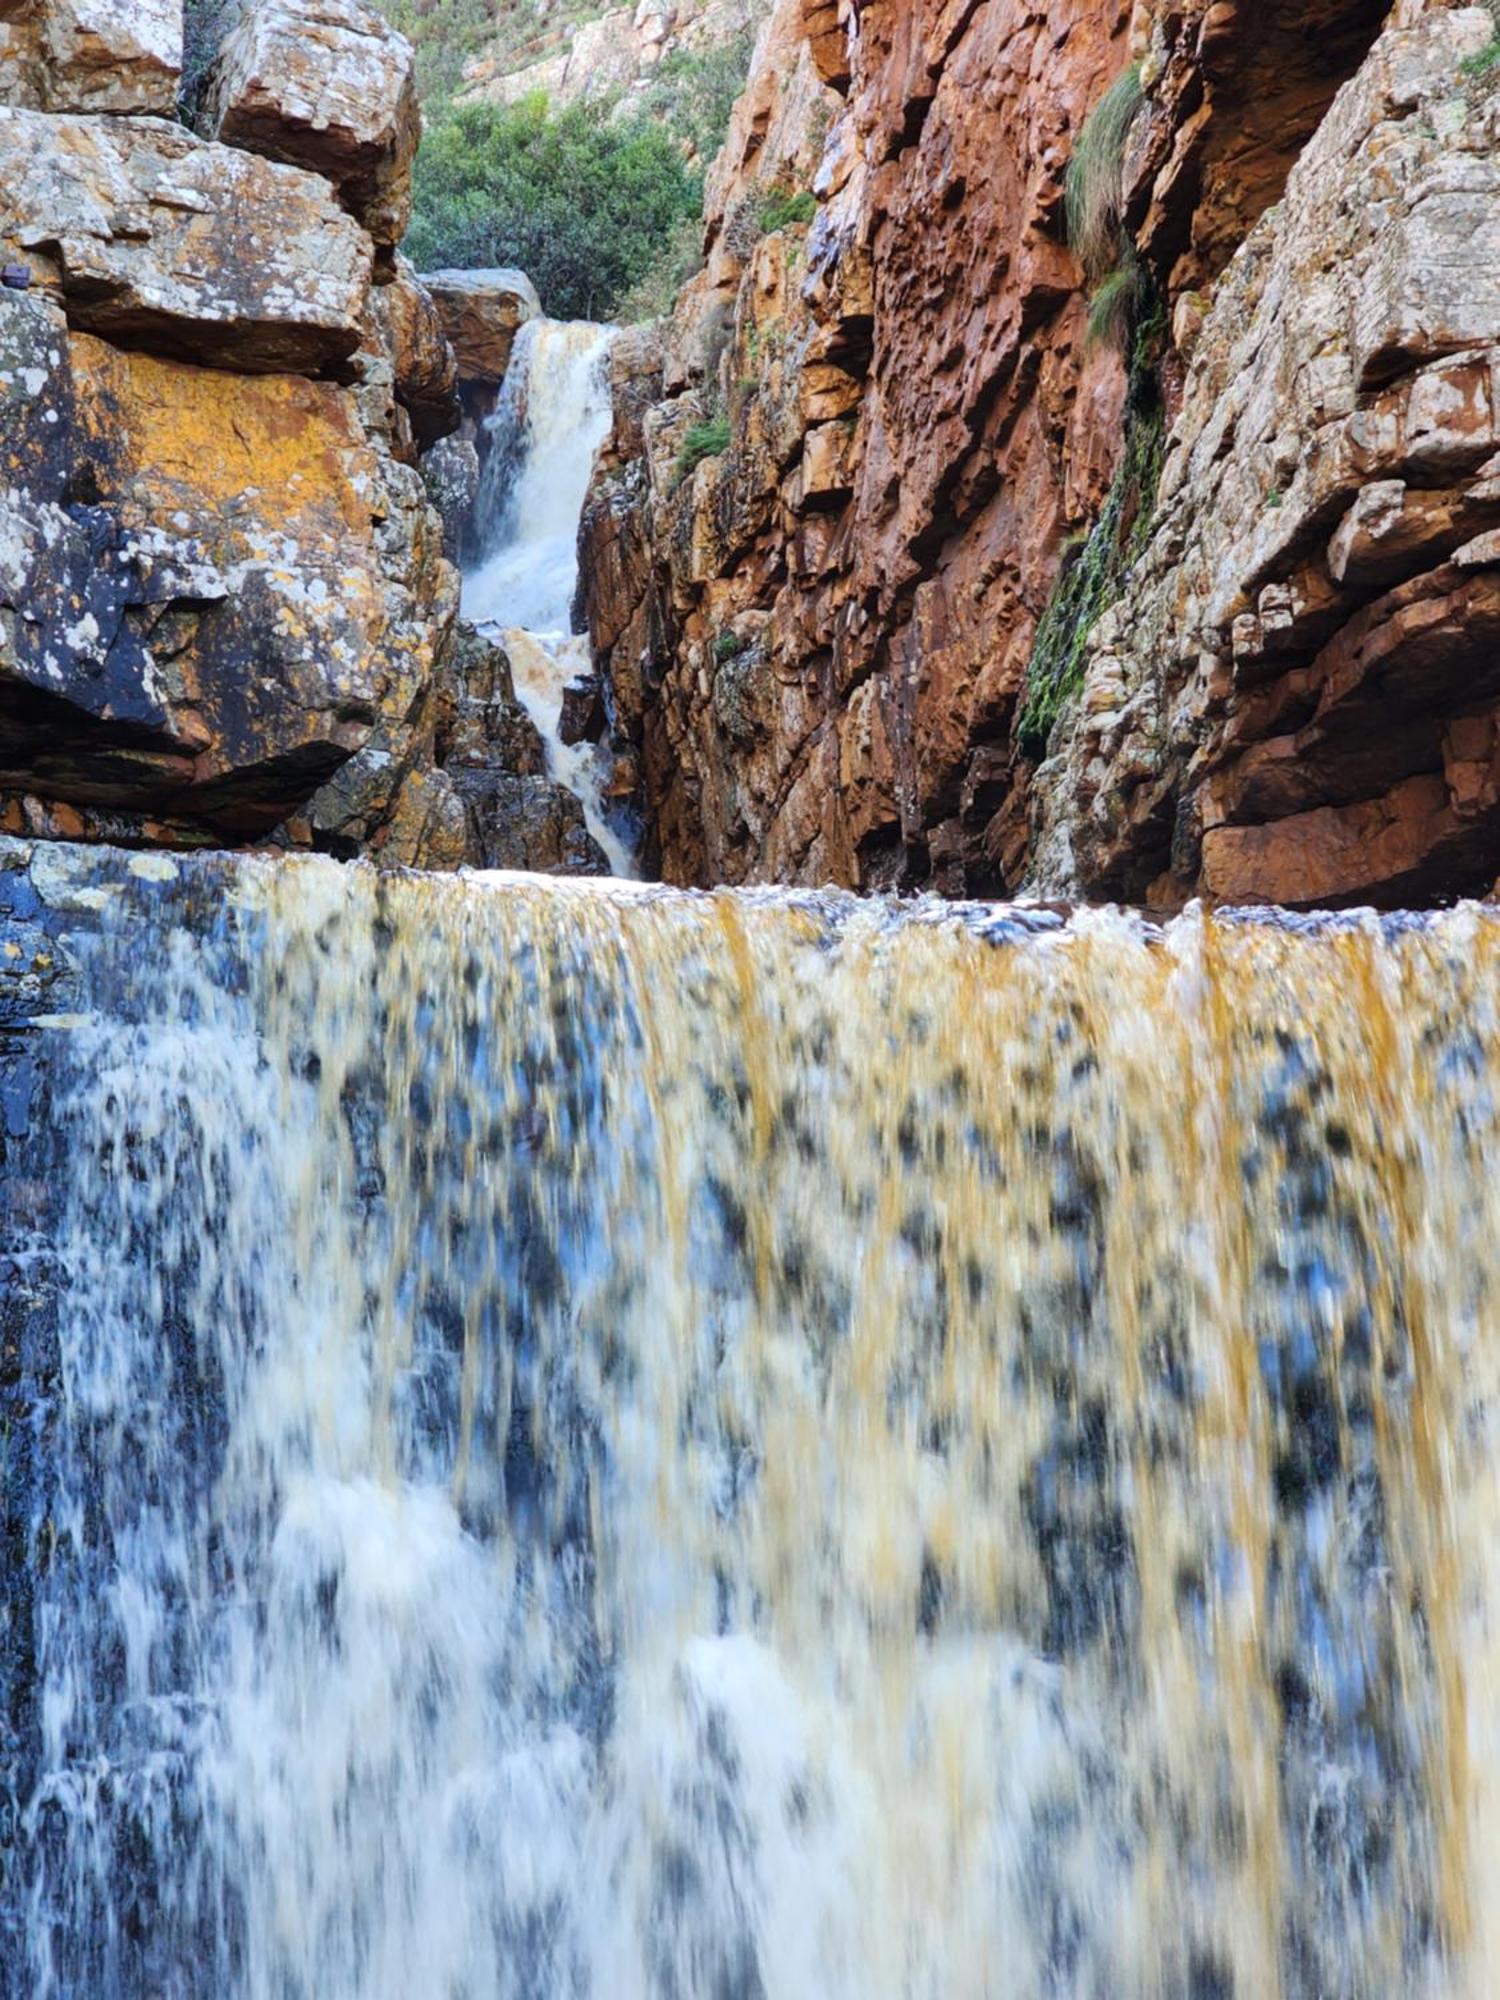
[0,105,373,373]
[1029,2,1500,909]
[420,267,542,388]
[0,0,182,113]
[200,0,421,245]
[0,284,454,839]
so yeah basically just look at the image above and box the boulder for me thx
[419,268,542,387]
[200,0,421,246]
[46,0,181,112]
[367,253,460,449]
[0,106,372,374]
[0,286,456,836]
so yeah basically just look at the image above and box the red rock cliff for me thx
[582,0,1487,907]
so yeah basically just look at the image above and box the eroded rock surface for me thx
[1030,3,1500,909]
[581,0,1135,889]
[584,0,1495,910]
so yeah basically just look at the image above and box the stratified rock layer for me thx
[0,105,373,374]
[200,0,421,245]
[1030,3,1500,909]
[584,0,1482,909]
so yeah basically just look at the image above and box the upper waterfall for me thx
[6,835,1500,1997]
[462,320,633,876]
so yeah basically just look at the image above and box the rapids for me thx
[4,841,1500,1997]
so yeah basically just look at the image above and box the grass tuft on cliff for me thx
[1085,257,1146,352]
[674,416,733,487]
[1065,63,1144,284]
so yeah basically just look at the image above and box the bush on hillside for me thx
[407,93,704,322]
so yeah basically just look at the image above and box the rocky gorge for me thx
[11,8,1500,1996]
[581,0,1500,909]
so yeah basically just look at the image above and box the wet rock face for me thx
[1030,2,1500,910]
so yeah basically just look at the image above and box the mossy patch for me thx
[759,188,818,234]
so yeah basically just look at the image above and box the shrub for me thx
[674,416,732,486]
[406,92,704,322]
[380,0,602,102]
[1065,63,1143,283]
[758,187,817,234]
[638,30,759,163]
[714,630,749,665]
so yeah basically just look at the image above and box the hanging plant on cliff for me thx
[1064,62,1144,285]
[1016,66,1162,756]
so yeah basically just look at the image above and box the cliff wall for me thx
[582,0,1495,907]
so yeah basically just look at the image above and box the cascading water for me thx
[463,320,632,876]
[8,838,1500,1997]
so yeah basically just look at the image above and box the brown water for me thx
[9,847,1500,1998]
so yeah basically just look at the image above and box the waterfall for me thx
[8,842,1500,1997]
[462,320,632,876]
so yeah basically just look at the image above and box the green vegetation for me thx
[1085,258,1145,352]
[675,416,733,486]
[759,187,817,234]
[714,630,750,665]
[1064,64,1143,284]
[1017,289,1166,757]
[373,2,760,321]
[638,30,759,163]
[381,0,606,103]
[406,92,704,321]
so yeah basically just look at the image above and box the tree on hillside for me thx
[406,92,704,322]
